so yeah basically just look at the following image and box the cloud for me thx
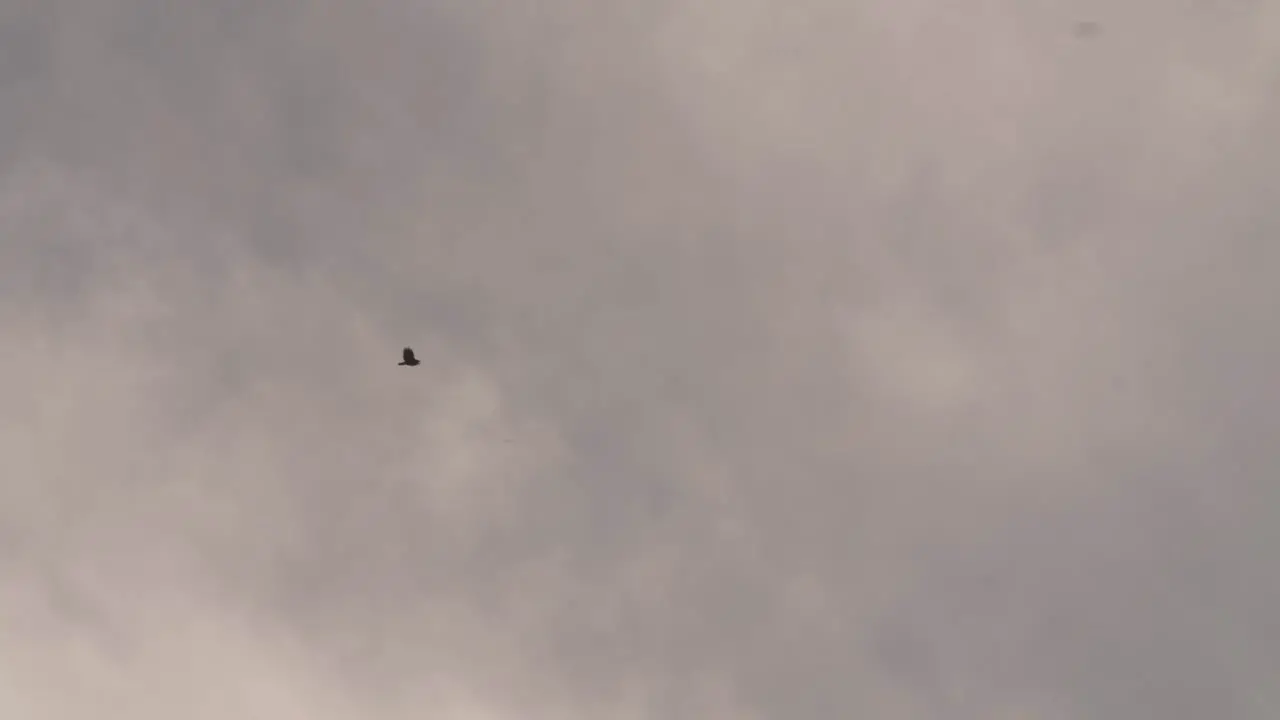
[3,0,1279,718]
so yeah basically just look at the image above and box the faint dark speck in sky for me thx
[1074,21,1101,38]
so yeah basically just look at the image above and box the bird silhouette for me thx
[399,347,420,366]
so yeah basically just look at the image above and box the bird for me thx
[1073,21,1100,38]
[399,347,420,366]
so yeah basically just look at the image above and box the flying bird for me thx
[1073,21,1100,37]
[399,347,420,366]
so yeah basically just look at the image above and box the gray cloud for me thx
[3,0,1279,718]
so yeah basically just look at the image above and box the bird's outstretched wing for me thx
[403,347,416,363]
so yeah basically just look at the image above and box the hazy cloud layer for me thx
[2,1,1279,718]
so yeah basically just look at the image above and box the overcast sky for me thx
[2,1,1279,718]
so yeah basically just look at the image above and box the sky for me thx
[2,0,1279,718]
